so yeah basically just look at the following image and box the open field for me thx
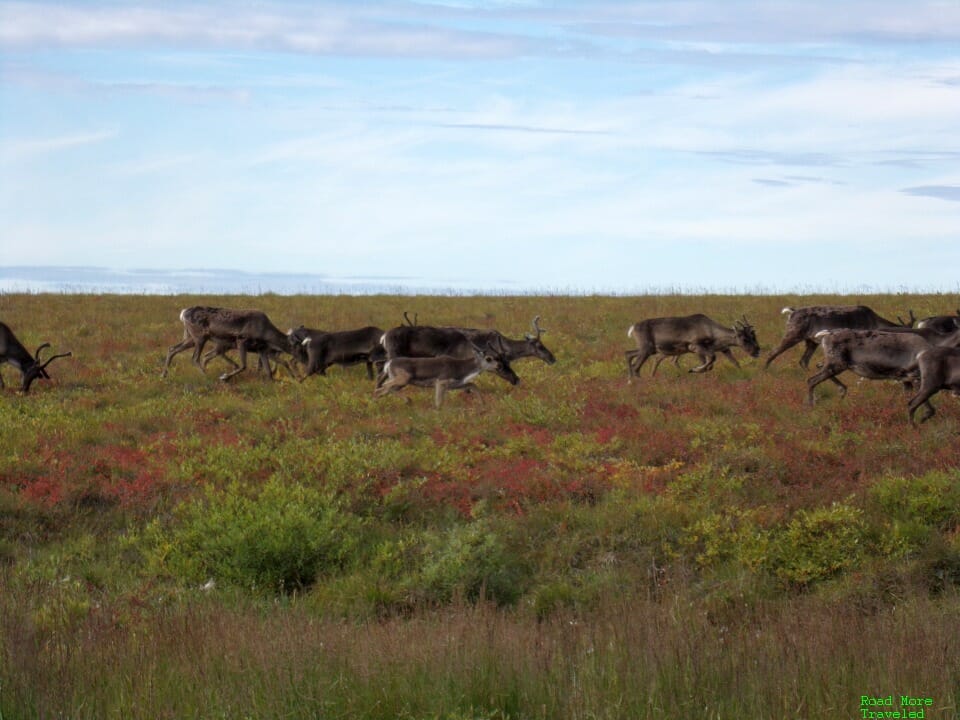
[1,292,959,719]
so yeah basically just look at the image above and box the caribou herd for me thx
[1,303,959,423]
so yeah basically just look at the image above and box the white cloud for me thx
[0,130,116,160]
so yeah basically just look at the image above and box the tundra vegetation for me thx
[1,292,958,719]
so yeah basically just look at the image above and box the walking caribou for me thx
[805,327,960,407]
[908,346,960,425]
[765,305,914,369]
[625,314,760,379]
[381,316,554,366]
[374,347,520,408]
[287,325,387,380]
[0,322,71,393]
[161,306,297,381]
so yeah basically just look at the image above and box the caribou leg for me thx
[806,365,847,405]
[718,348,741,369]
[798,339,820,370]
[218,340,249,382]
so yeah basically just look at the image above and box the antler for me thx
[897,309,916,327]
[531,315,545,338]
[403,311,418,326]
[36,344,72,371]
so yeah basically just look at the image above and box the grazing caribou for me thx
[0,322,71,393]
[374,348,519,408]
[161,306,296,381]
[804,328,960,406]
[765,305,914,369]
[908,346,960,425]
[625,314,760,379]
[916,310,960,334]
[287,325,386,380]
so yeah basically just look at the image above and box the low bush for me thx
[144,478,362,593]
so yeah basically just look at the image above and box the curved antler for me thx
[532,315,545,337]
[38,349,72,371]
[34,343,51,361]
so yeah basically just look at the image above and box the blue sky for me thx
[1,1,958,293]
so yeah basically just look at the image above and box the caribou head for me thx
[733,316,761,358]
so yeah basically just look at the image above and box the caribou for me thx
[374,347,519,408]
[625,314,760,379]
[805,328,960,407]
[287,325,387,380]
[0,322,71,393]
[164,326,293,377]
[908,346,960,425]
[916,310,960,334]
[455,316,556,365]
[381,316,554,365]
[161,306,297,381]
[765,305,914,369]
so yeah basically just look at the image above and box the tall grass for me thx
[2,580,957,719]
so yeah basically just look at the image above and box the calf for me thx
[0,322,71,393]
[626,314,760,379]
[908,347,960,425]
[374,349,519,408]
[765,305,914,369]
[805,328,960,406]
[288,325,386,380]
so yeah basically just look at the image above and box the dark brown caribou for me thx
[805,328,960,407]
[381,316,554,366]
[455,316,556,365]
[374,347,519,408]
[625,314,760,379]
[916,310,960,334]
[0,322,71,393]
[765,305,914,369]
[287,325,386,380]
[161,306,296,381]
[908,346,960,425]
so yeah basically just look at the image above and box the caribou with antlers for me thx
[0,322,71,393]
[626,314,760,379]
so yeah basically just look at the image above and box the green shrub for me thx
[145,478,361,593]
[868,469,960,531]
[680,508,769,571]
[767,503,867,588]
[419,518,529,606]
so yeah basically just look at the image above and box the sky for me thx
[1,1,959,294]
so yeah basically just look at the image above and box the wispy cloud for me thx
[901,185,960,202]
[1,130,116,161]
[435,122,611,136]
